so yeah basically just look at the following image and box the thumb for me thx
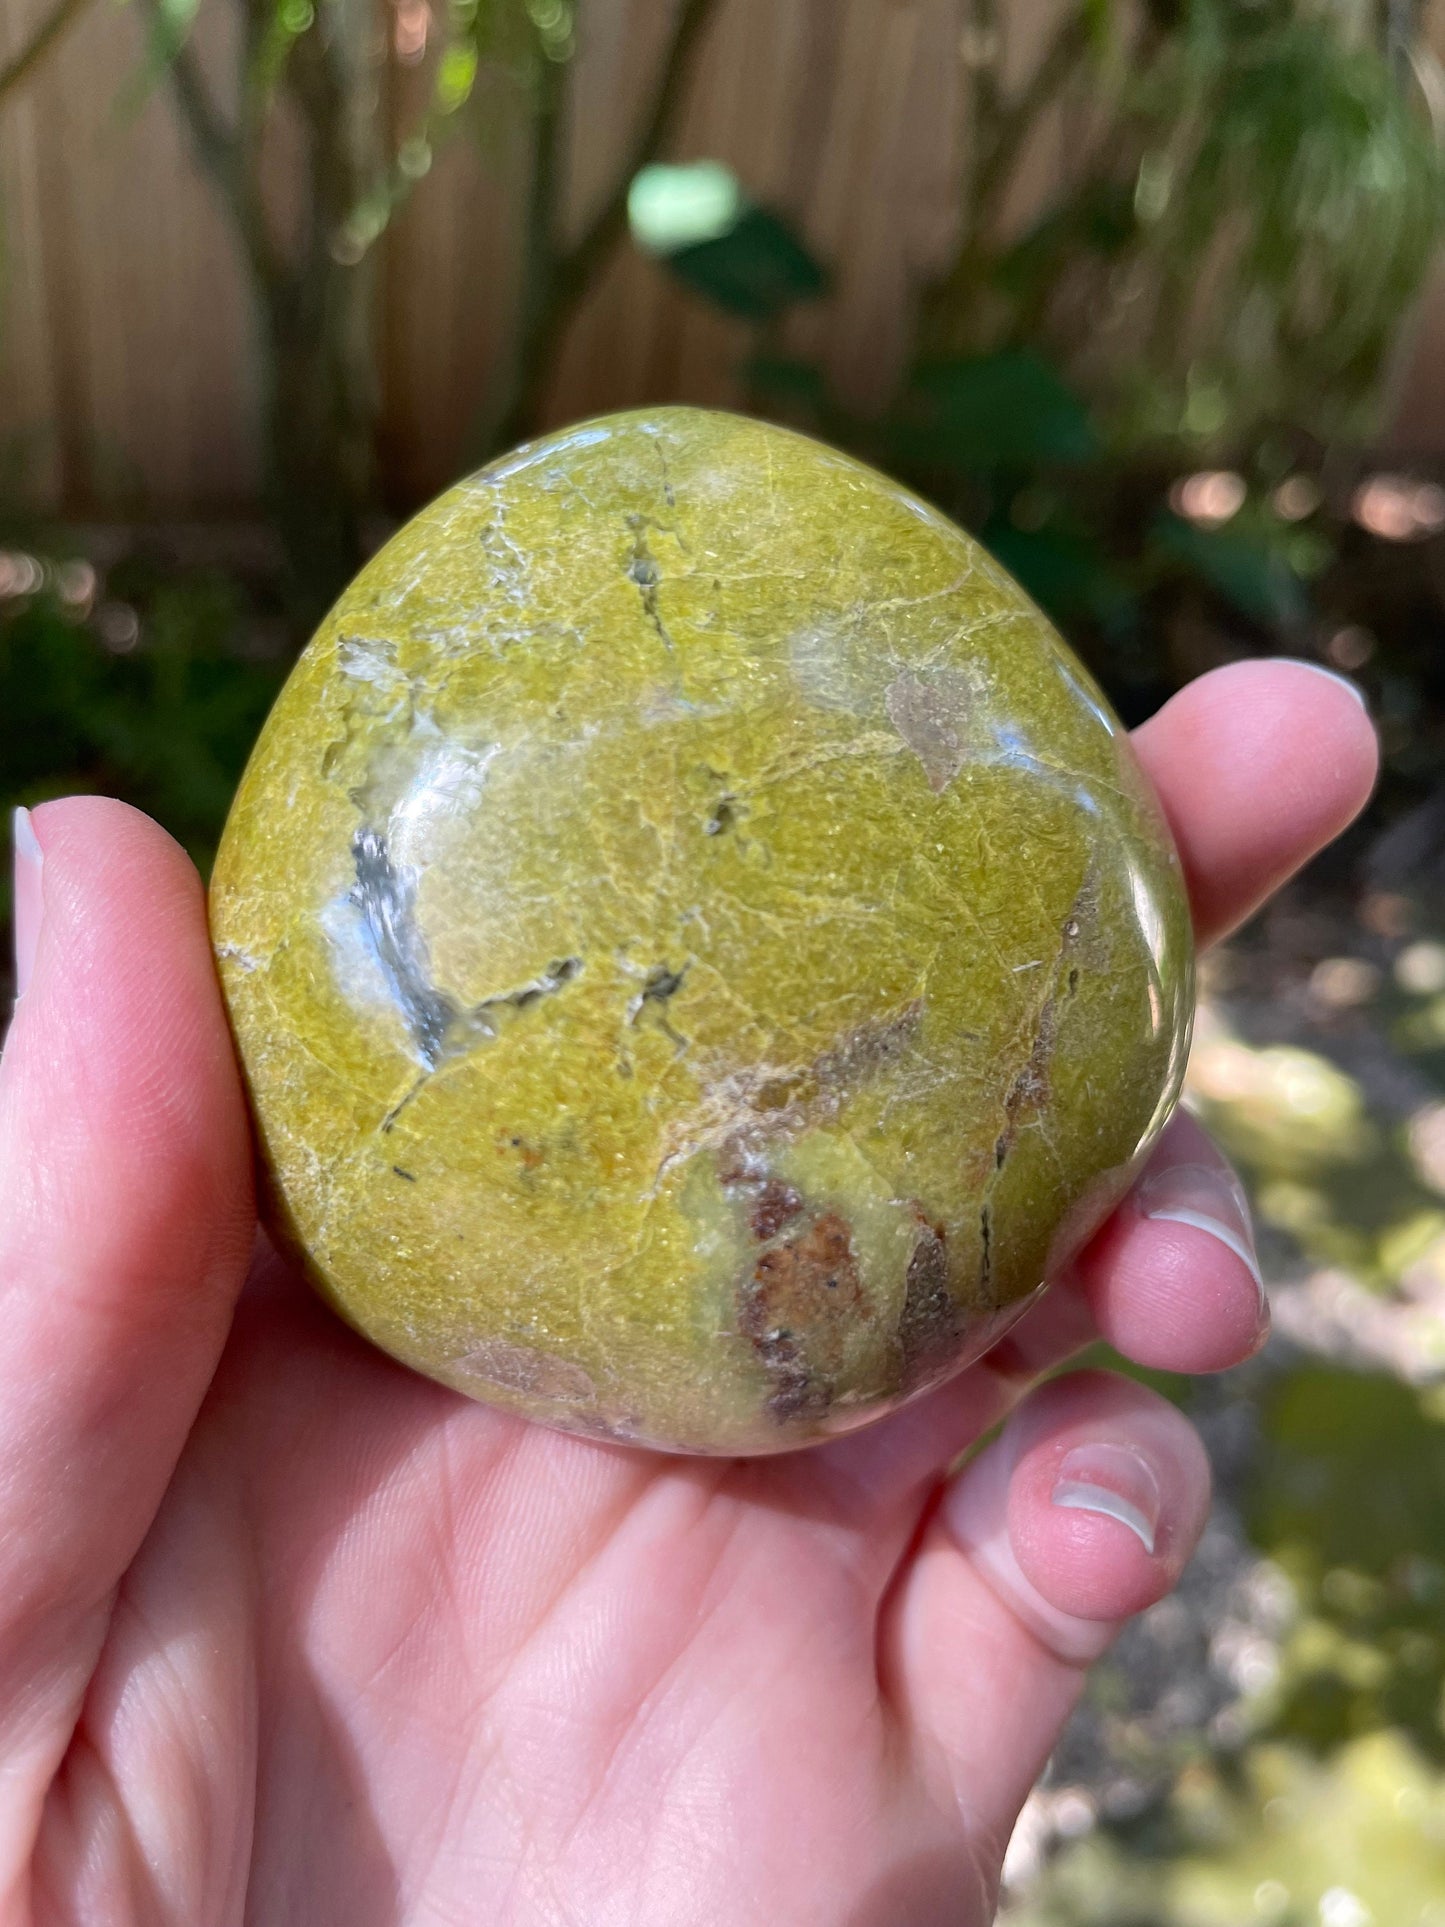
[883,1370,1210,1855]
[0,800,253,1894]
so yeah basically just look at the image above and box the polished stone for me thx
[210,407,1194,1455]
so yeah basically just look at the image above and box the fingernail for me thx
[1051,1441,1160,1553]
[1285,659,1368,712]
[12,807,43,1001]
[1139,1160,1265,1314]
[943,1422,1121,1663]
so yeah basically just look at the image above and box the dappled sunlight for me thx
[1006,1360,1445,1924]
[1171,471,1248,528]
[1185,982,1445,1310]
[1169,1733,1445,1927]
[1006,1734,1445,1925]
[1006,884,1445,1922]
[1188,1006,1377,1173]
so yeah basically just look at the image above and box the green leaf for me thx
[742,356,830,409]
[659,205,827,321]
[982,516,1136,631]
[629,164,827,320]
[890,350,1100,471]
[435,41,478,112]
[1151,510,1308,627]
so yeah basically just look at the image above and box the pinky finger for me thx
[1074,1107,1269,1376]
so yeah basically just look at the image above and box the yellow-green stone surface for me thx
[211,407,1193,1455]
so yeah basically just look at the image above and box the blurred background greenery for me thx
[4,0,1445,1917]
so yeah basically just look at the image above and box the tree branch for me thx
[134,0,280,287]
[922,5,1096,351]
[0,0,97,106]
[136,0,236,182]
[475,0,722,458]
[558,0,720,295]
[971,8,1094,229]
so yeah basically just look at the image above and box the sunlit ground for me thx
[1001,881,1445,1926]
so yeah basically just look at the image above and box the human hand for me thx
[1,661,1376,1926]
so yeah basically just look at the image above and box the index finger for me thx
[1130,658,1378,948]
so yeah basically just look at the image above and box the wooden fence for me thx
[2,0,1443,521]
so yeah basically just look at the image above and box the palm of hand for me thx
[55,1250,1030,1926]
[4,663,1375,1926]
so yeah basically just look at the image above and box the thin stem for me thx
[969,0,1002,161]
[559,0,719,303]
[949,0,1002,276]
[288,9,368,264]
[334,121,447,266]
[921,7,1095,353]
[477,0,723,457]
[271,0,381,527]
[237,0,282,197]
[973,9,1093,230]
[471,45,567,460]
[1387,0,1416,93]
[0,0,97,106]
[134,0,281,287]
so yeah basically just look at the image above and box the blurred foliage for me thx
[0,552,283,938]
[628,161,829,319]
[657,206,826,322]
[67,0,720,616]
[633,0,1445,742]
[1011,1732,1445,1925]
[1008,1359,1445,1924]
[1254,1369,1445,1762]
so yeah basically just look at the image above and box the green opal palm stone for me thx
[210,407,1193,1455]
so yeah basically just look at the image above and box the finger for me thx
[0,801,254,1871]
[806,1286,1090,1530]
[1075,1106,1266,1373]
[983,1101,1267,1383]
[813,1106,1261,1522]
[882,1370,1210,1847]
[1131,658,1377,947]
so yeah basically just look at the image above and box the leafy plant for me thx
[5,0,1439,666]
[639,2,1445,720]
[628,161,827,322]
[0,554,284,947]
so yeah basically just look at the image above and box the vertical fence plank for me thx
[0,0,64,506]
[0,0,260,513]
[1,0,1443,516]
[380,63,532,504]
